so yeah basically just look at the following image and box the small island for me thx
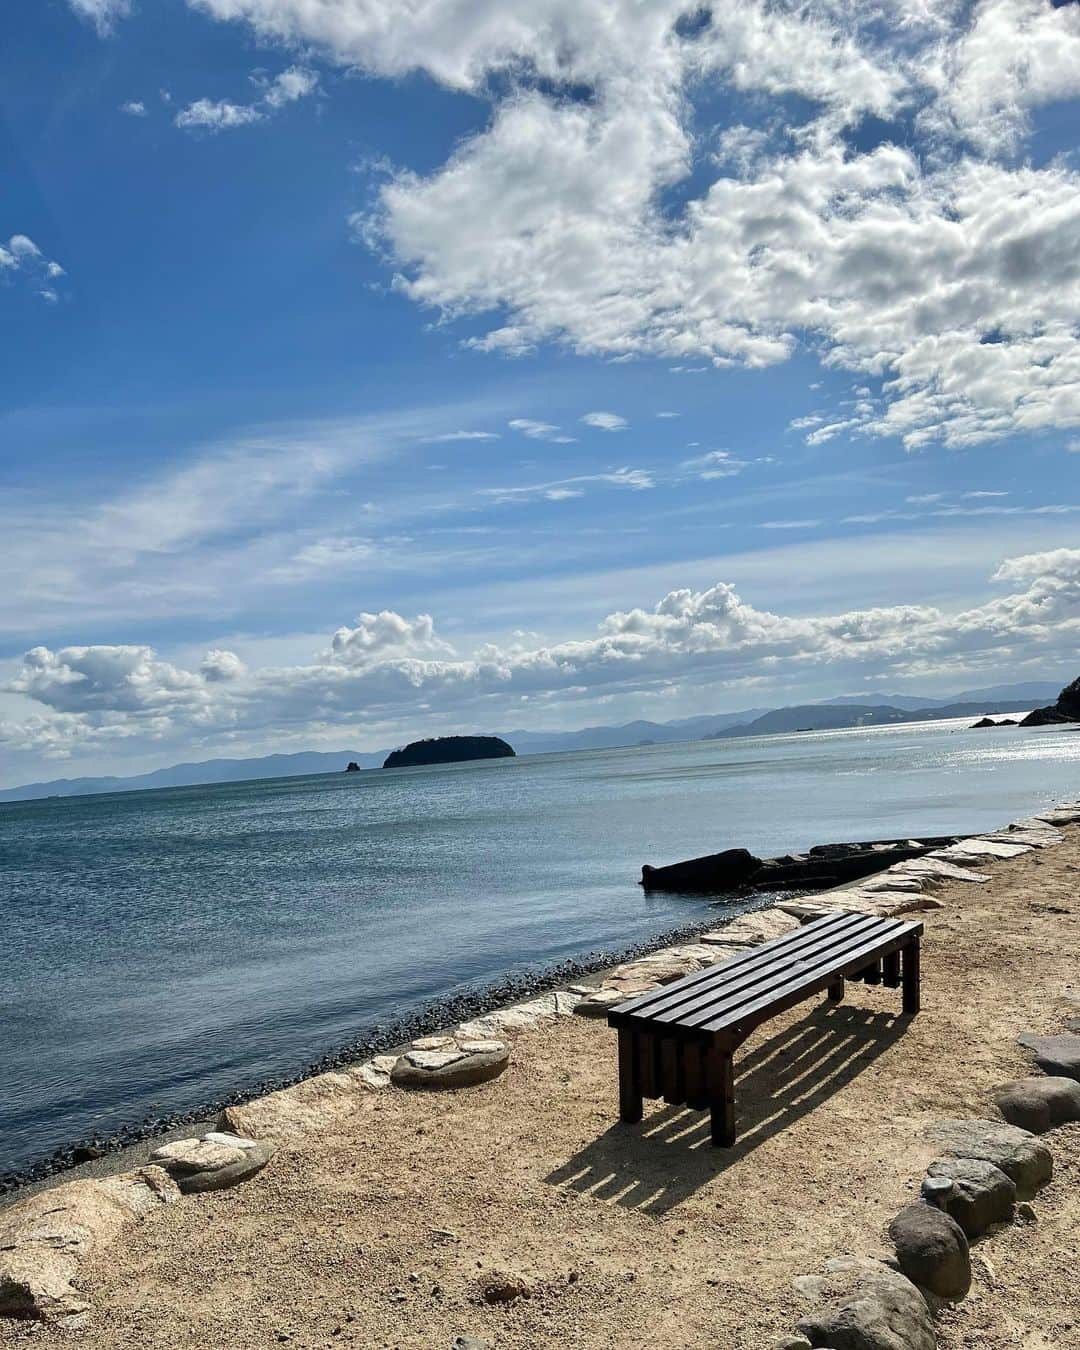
[382,735,516,769]
[344,762,362,772]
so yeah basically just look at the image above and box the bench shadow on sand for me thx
[544,1002,910,1216]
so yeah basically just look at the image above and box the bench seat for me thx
[607,909,922,1146]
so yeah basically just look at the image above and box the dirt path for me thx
[9,832,1080,1349]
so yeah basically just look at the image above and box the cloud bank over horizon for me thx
[5,546,1079,765]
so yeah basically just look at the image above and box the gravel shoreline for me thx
[1,896,778,1202]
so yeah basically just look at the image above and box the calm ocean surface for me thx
[2,718,1078,1177]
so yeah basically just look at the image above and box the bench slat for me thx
[650,920,911,1036]
[696,923,921,1036]
[609,910,866,1023]
[615,914,907,1033]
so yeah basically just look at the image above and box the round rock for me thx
[992,1076,1080,1134]
[924,1157,1016,1238]
[888,1200,971,1300]
[795,1256,935,1350]
[391,1040,509,1089]
[149,1133,275,1194]
[926,1117,1052,1198]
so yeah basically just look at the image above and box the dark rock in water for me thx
[1020,674,1080,727]
[641,847,762,893]
[382,736,515,769]
[344,761,361,772]
[641,836,959,894]
[971,717,1017,729]
[72,1145,105,1163]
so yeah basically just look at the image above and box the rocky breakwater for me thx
[640,835,961,895]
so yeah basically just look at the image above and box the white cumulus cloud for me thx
[6,546,1080,759]
[187,0,1080,451]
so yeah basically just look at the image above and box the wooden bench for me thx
[607,910,922,1147]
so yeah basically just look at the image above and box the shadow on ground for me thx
[545,1002,910,1215]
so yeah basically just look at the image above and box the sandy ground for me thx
[9,833,1080,1350]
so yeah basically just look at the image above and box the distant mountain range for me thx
[0,679,1063,804]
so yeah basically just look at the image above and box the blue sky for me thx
[2,0,1080,785]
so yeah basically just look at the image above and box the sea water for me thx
[2,717,1078,1176]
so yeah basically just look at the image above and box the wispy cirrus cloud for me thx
[479,466,655,503]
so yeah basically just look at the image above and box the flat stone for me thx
[858,875,924,893]
[699,931,758,948]
[454,1016,503,1039]
[553,990,584,1015]
[573,989,625,1018]
[512,993,560,1019]
[1017,1031,1080,1081]
[150,1135,275,1194]
[608,958,698,986]
[936,840,1030,861]
[202,1130,260,1149]
[992,1077,1080,1133]
[795,1256,935,1350]
[924,1157,1016,1238]
[927,1118,1052,1199]
[601,974,662,996]
[218,1069,372,1141]
[720,908,801,943]
[896,858,991,884]
[888,1201,971,1300]
[456,1038,504,1054]
[481,1006,542,1032]
[405,1049,466,1071]
[984,827,1063,848]
[350,1061,392,1090]
[391,1041,509,1089]
[411,1035,457,1051]
[0,1167,178,1326]
[1035,805,1080,825]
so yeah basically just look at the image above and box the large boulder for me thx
[992,1076,1080,1133]
[795,1256,935,1350]
[0,1167,178,1326]
[390,1038,509,1089]
[150,1132,275,1194]
[923,1157,1016,1237]
[927,1118,1052,1198]
[888,1202,971,1301]
[1017,1032,1080,1082]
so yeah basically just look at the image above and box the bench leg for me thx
[709,1051,736,1148]
[827,979,845,1003]
[618,1028,643,1124]
[902,938,921,1015]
